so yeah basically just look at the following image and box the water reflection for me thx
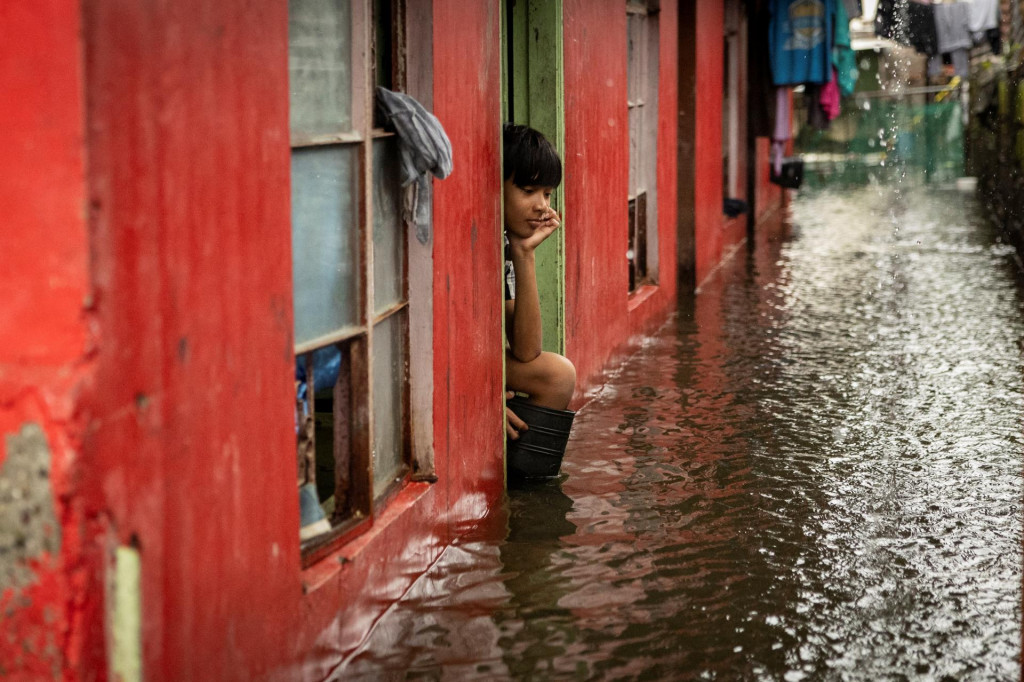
[340,185,1022,680]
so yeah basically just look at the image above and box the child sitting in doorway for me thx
[502,123,576,442]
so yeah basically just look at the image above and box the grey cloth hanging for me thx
[375,87,453,244]
[933,2,972,55]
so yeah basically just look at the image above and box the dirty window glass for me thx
[626,1,658,292]
[290,0,423,561]
[372,138,406,314]
[289,0,353,136]
[627,14,641,191]
[371,311,407,499]
[291,145,360,344]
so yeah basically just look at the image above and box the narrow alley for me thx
[12,1,1024,677]
[339,184,1024,680]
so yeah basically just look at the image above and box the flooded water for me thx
[339,185,1024,681]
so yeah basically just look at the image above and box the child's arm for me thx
[505,209,559,362]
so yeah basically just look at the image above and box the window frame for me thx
[289,0,433,568]
[626,0,660,294]
[722,0,742,200]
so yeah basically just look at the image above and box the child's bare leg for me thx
[505,350,576,410]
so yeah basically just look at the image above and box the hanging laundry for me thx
[906,1,939,56]
[374,87,453,244]
[769,0,833,86]
[771,87,791,175]
[933,2,972,54]
[985,27,1002,54]
[950,49,969,78]
[928,49,971,79]
[832,0,858,96]
[966,0,1000,43]
[805,85,830,130]
[749,0,777,138]
[930,2,972,78]
[875,0,938,56]
[820,68,842,120]
[874,0,900,42]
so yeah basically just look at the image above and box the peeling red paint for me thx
[0,0,99,677]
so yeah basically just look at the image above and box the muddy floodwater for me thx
[339,185,1024,681]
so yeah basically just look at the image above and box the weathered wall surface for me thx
[563,0,680,400]
[693,1,746,287]
[1,0,786,677]
[78,0,505,679]
[0,1,94,678]
[83,1,299,679]
[430,0,506,529]
[685,1,785,289]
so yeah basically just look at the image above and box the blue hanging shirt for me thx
[769,0,833,86]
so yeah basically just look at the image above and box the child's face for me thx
[503,178,556,239]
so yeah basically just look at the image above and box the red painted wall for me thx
[754,137,789,229]
[693,2,739,287]
[564,0,679,400]
[83,1,301,678]
[77,0,505,679]
[430,0,506,527]
[691,2,785,288]
[3,0,782,677]
[0,1,94,678]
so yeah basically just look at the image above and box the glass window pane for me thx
[629,104,640,193]
[373,138,406,314]
[627,15,640,102]
[292,145,360,345]
[373,0,394,90]
[371,312,407,498]
[289,0,352,136]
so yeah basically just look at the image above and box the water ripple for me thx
[341,186,1023,681]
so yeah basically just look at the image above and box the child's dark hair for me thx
[503,123,562,188]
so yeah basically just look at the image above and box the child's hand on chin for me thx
[514,210,560,252]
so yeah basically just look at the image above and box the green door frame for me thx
[502,0,566,355]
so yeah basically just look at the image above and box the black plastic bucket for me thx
[506,396,576,479]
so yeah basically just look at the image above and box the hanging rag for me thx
[985,27,1002,53]
[374,87,454,244]
[924,3,971,79]
[950,49,969,78]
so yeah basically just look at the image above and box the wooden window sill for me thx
[627,283,659,312]
[301,480,434,594]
